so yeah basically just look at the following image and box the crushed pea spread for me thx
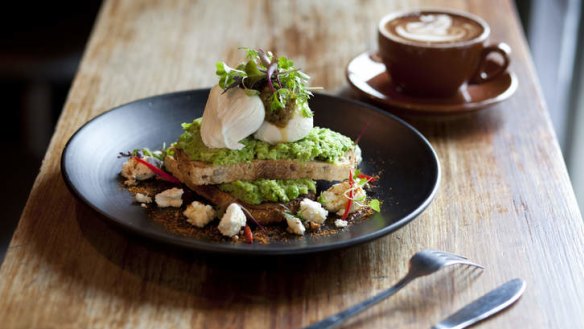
[218,179,316,205]
[176,118,354,165]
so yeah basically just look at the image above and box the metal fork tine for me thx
[303,249,484,329]
[425,250,484,269]
[428,249,469,260]
[444,258,485,269]
[460,260,485,269]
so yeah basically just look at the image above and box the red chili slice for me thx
[357,173,378,182]
[354,122,371,145]
[342,170,354,220]
[244,225,254,244]
[133,157,181,185]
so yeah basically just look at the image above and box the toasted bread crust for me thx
[165,148,356,185]
[187,184,310,224]
[165,147,356,224]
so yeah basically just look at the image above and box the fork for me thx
[303,249,484,329]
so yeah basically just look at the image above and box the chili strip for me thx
[133,157,181,184]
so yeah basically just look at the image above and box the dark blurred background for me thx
[0,0,582,262]
[0,0,102,255]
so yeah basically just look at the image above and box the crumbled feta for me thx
[135,193,152,204]
[155,188,184,207]
[334,219,348,228]
[218,203,246,237]
[319,181,366,215]
[121,157,155,186]
[354,145,363,164]
[297,198,328,224]
[285,213,306,236]
[183,201,216,228]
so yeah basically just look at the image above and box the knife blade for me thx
[431,278,526,329]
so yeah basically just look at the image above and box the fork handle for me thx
[303,277,412,329]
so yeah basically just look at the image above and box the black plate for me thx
[61,89,440,255]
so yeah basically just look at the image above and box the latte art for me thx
[396,15,465,42]
[385,12,484,44]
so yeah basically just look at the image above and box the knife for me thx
[431,278,526,329]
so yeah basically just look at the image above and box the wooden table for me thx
[1,1,583,328]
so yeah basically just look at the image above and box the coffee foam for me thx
[397,15,463,42]
[388,13,483,44]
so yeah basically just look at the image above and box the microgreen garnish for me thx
[133,156,181,184]
[341,169,355,220]
[340,170,382,217]
[341,132,382,217]
[369,199,381,212]
[354,122,371,145]
[238,204,266,231]
[118,144,173,162]
[215,48,314,116]
[118,144,180,184]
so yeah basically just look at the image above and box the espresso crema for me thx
[385,13,483,44]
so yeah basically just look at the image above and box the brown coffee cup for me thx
[378,9,510,98]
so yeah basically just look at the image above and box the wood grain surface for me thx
[1,0,583,328]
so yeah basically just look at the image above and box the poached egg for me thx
[201,85,314,148]
[200,85,265,150]
[254,104,313,144]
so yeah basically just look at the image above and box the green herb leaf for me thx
[270,88,290,111]
[215,49,313,109]
[215,61,246,89]
[278,56,294,70]
[244,48,260,61]
[299,101,313,118]
[369,199,381,212]
[243,60,264,87]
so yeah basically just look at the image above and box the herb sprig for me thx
[215,48,313,117]
[118,144,180,184]
[118,143,173,163]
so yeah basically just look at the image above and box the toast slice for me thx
[187,184,312,224]
[164,147,359,185]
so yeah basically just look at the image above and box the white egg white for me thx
[254,106,313,144]
[201,85,265,150]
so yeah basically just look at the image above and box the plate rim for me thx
[61,88,441,255]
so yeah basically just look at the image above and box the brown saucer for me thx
[346,52,518,115]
